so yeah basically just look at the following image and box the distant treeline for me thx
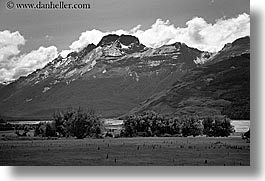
[121,111,234,137]
[0,118,37,131]
[1,109,235,138]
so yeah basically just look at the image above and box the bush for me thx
[181,116,203,137]
[242,129,250,139]
[53,107,102,139]
[34,122,56,137]
[202,116,234,137]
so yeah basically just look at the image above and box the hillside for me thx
[128,37,250,119]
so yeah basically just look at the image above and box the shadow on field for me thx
[10,8,261,180]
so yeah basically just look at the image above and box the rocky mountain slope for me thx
[0,34,209,119]
[128,36,250,119]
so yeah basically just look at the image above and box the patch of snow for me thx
[91,59,97,68]
[42,87,51,93]
[148,60,162,67]
[135,72,139,82]
[40,70,49,79]
[66,80,71,85]
[1,80,13,85]
[194,56,208,65]
[60,67,70,74]
[172,55,179,59]
[194,52,216,65]
[25,98,32,102]
[80,67,92,76]
[54,61,61,68]
[50,80,60,85]
[65,68,77,78]
[120,43,129,49]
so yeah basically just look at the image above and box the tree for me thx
[34,122,56,137]
[181,116,203,137]
[45,122,56,137]
[53,110,68,137]
[202,116,234,137]
[122,111,183,137]
[242,129,250,140]
[53,107,102,139]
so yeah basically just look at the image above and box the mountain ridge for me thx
[0,35,249,119]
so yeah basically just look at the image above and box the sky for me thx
[0,0,250,83]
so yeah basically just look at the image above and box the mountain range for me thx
[0,35,250,120]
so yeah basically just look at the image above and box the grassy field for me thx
[0,136,249,166]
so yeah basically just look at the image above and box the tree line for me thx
[121,111,234,137]
[34,109,234,138]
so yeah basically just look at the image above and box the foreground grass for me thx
[0,137,249,166]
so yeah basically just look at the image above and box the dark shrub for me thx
[202,116,234,137]
[242,129,250,139]
[181,116,203,137]
[34,122,56,137]
[53,107,102,139]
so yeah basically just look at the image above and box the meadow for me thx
[0,136,250,166]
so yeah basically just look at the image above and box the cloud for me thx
[67,28,130,52]
[134,19,179,48]
[69,29,105,51]
[64,13,249,54]
[170,13,250,52]
[11,46,58,79]
[0,46,58,82]
[60,49,73,58]
[0,30,58,83]
[0,30,25,63]
[60,28,135,57]
[134,13,250,52]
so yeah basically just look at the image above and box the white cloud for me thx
[0,30,58,82]
[60,49,73,58]
[133,13,250,52]
[69,29,105,51]
[61,28,134,56]
[11,46,58,79]
[67,28,131,52]
[64,13,249,53]
[0,30,25,64]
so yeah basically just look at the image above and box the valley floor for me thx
[0,137,249,166]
